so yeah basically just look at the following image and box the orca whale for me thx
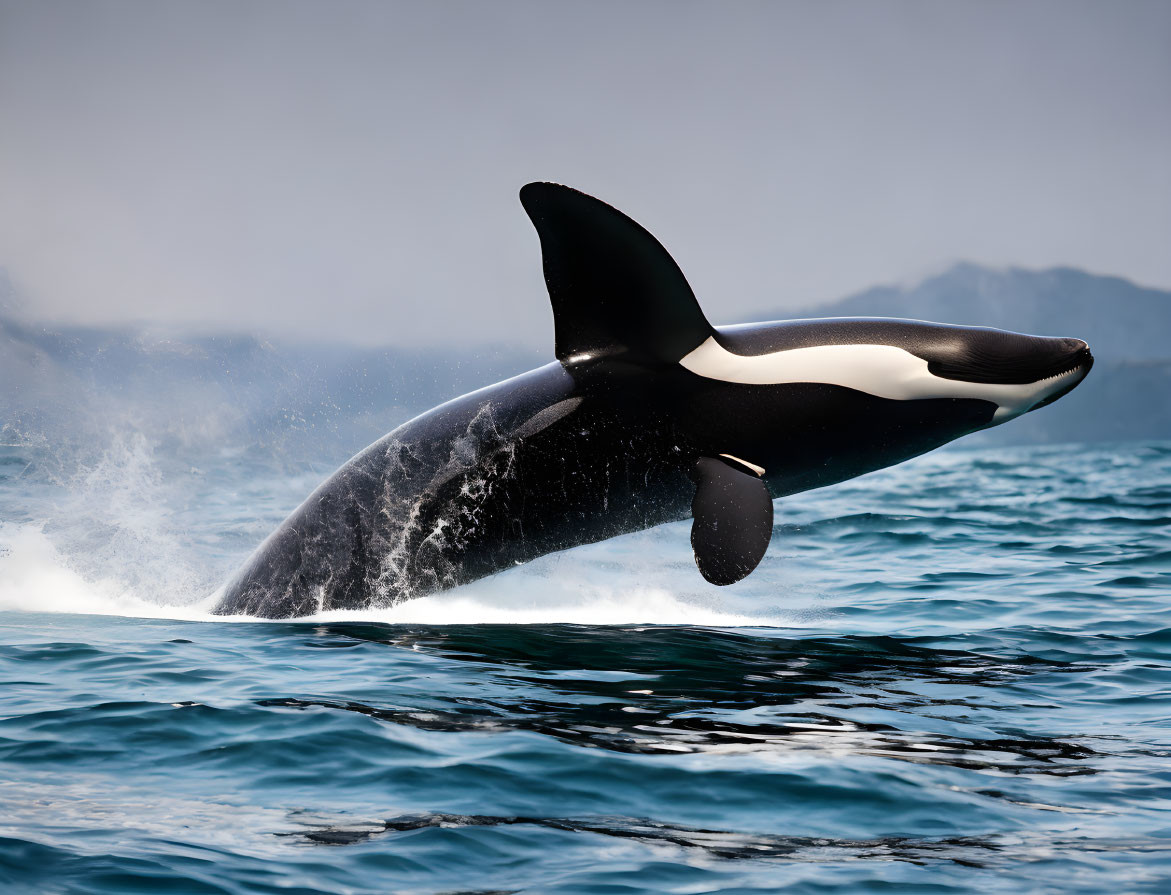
[214,183,1094,618]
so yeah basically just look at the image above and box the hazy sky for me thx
[1,0,1168,348]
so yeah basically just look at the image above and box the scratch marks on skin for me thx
[367,403,521,606]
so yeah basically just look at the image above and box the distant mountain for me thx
[783,264,1171,445]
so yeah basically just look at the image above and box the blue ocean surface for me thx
[1,438,1170,893]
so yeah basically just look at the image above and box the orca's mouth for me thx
[1030,346,1094,410]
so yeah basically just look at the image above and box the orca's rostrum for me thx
[214,183,1094,618]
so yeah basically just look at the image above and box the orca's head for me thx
[895,322,1094,419]
[677,317,1094,464]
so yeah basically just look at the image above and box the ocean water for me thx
[1,436,1170,894]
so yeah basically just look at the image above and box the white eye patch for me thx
[679,338,1082,422]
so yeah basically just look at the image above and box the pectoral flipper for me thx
[690,456,774,586]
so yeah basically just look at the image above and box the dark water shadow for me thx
[280,811,1003,867]
[258,623,1101,777]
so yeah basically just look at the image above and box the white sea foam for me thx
[0,523,215,621]
[308,568,780,627]
[0,519,805,626]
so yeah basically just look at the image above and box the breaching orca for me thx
[214,183,1094,618]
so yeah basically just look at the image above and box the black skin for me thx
[213,318,1054,619]
[213,183,1092,618]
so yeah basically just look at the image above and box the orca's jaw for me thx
[929,338,1094,421]
[1022,347,1094,413]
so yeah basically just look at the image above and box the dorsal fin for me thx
[520,182,714,366]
